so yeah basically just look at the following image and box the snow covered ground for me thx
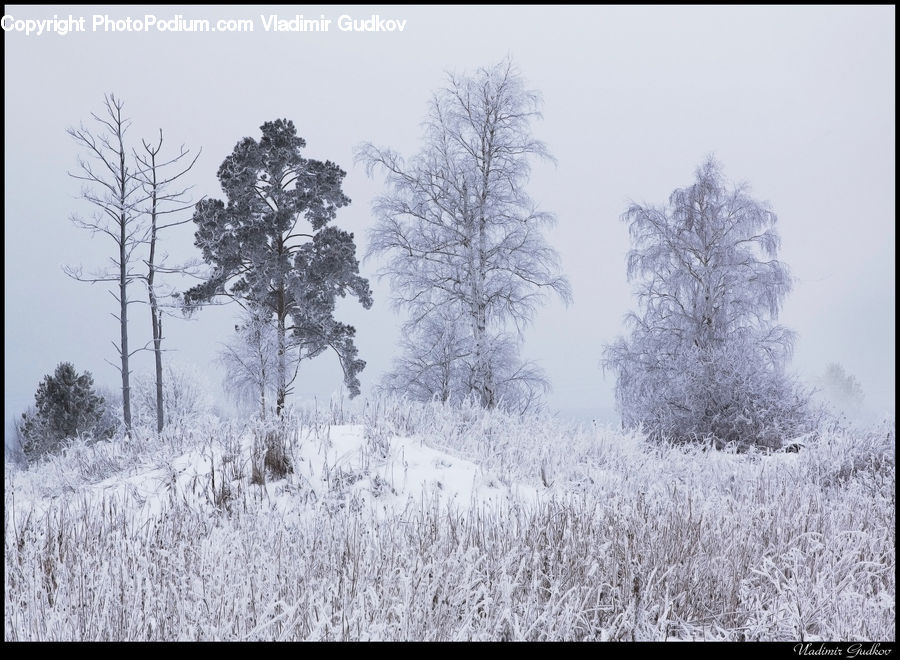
[4,403,896,641]
[7,423,540,528]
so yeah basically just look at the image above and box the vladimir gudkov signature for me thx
[794,643,892,658]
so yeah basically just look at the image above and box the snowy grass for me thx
[4,399,895,641]
[4,416,231,502]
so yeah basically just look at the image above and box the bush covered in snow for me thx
[130,363,214,431]
[613,342,818,449]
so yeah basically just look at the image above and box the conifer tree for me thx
[184,119,372,415]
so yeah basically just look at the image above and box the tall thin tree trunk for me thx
[137,131,200,433]
[147,151,164,433]
[254,321,267,419]
[259,376,267,419]
[276,312,286,417]
[462,179,492,409]
[152,310,164,432]
[474,125,496,409]
[467,215,484,405]
[470,251,492,406]
[474,218,493,409]
[275,241,287,417]
[118,145,132,434]
[119,220,132,433]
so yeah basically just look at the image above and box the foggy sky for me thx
[4,5,895,425]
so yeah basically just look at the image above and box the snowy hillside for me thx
[8,422,538,529]
[5,401,896,641]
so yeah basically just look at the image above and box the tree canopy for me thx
[358,59,570,409]
[184,119,372,409]
[604,157,811,447]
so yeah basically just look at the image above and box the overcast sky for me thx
[4,5,895,425]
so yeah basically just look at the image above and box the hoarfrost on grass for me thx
[4,399,895,641]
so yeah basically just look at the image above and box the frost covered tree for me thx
[358,58,570,409]
[380,308,549,412]
[217,307,281,418]
[819,362,865,417]
[131,363,212,430]
[183,119,373,415]
[19,362,108,459]
[603,157,811,448]
[65,94,146,434]
[133,131,201,433]
[379,309,472,404]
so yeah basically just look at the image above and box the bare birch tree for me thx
[603,157,811,448]
[217,306,281,418]
[379,307,549,412]
[133,131,201,433]
[358,58,571,409]
[65,94,147,434]
[379,308,473,404]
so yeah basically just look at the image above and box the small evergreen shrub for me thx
[19,362,109,460]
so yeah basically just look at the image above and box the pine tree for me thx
[20,362,106,459]
[183,119,372,415]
